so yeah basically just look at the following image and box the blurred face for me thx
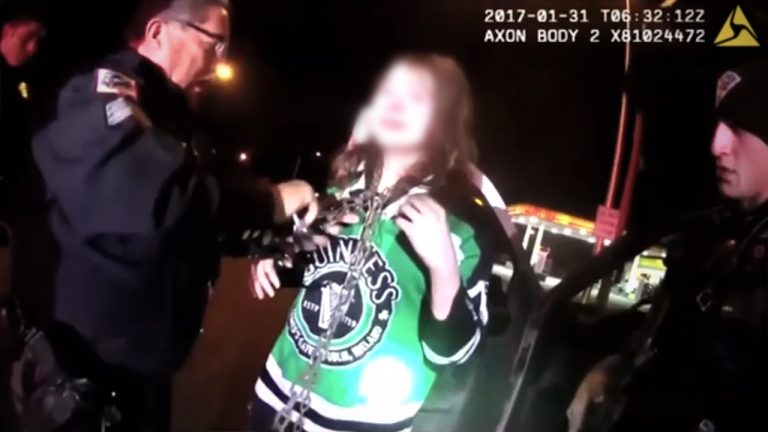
[161,5,230,89]
[0,20,45,67]
[711,122,768,208]
[369,62,436,153]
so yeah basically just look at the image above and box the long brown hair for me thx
[331,53,477,191]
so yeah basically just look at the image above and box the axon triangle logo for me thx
[715,5,760,47]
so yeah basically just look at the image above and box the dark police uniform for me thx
[0,55,33,216]
[1,54,43,432]
[612,204,768,432]
[28,49,275,430]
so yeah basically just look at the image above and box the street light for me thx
[215,62,235,82]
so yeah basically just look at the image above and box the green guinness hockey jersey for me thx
[253,174,494,432]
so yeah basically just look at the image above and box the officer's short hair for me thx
[125,0,229,44]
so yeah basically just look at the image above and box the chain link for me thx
[274,188,390,432]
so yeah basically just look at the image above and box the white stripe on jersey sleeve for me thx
[466,280,486,298]
[421,327,482,366]
[466,280,489,326]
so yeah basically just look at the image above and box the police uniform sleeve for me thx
[32,73,209,258]
[419,220,493,367]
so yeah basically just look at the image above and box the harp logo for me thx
[287,237,401,366]
[714,5,760,47]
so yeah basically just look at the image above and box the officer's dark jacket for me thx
[32,50,272,377]
[0,56,32,213]
[659,202,768,366]
[640,202,768,428]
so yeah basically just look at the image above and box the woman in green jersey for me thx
[249,53,495,432]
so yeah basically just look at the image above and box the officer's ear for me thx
[144,17,166,50]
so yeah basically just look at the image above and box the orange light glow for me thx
[508,204,595,233]
[215,63,234,82]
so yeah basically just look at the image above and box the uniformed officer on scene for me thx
[567,59,768,432]
[0,0,46,216]
[15,0,321,430]
[0,4,46,428]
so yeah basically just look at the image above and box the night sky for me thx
[20,0,768,225]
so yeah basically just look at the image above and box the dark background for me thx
[18,0,768,225]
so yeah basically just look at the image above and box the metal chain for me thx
[274,188,390,432]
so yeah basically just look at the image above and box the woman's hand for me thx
[394,195,456,271]
[394,195,461,319]
[249,259,282,300]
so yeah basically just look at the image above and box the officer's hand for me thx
[566,365,609,432]
[273,180,319,224]
[249,259,281,300]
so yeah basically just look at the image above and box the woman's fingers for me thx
[251,262,268,300]
[408,194,441,218]
[257,270,274,298]
[260,262,278,298]
[250,260,281,300]
[398,201,423,223]
[394,215,414,235]
[399,194,444,226]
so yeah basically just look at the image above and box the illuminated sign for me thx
[507,204,595,233]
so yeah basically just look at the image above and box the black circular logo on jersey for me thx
[287,237,401,366]
[300,272,364,340]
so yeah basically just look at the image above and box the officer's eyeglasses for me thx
[172,19,229,58]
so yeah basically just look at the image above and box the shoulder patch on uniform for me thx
[105,97,151,127]
[96,68,138,100]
